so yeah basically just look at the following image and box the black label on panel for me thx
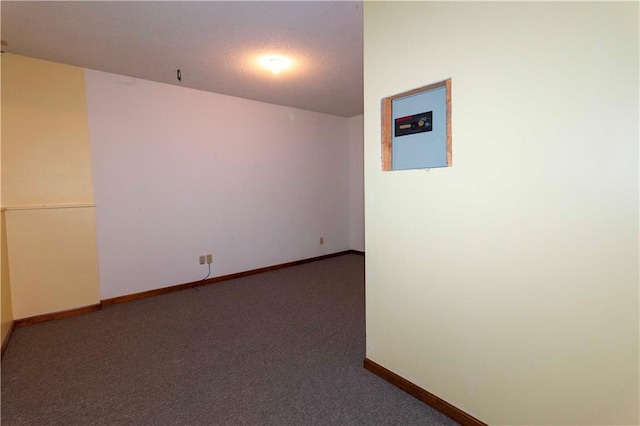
[394,111,433,137]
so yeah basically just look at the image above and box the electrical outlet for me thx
[320,237,324,245]
[206,254,213,264]
[199,255,206,265]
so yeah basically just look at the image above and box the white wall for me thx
[364,2,638,425]
[85,70,352,299]
[348,114,364,252]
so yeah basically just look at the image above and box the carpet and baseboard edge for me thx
[3,251,364,355]
[363,358,487,426]
[14,304,104,327]
[1,320,15,359]
[103,250,363,306]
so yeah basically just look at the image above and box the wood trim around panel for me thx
[102,250,362,306]
[1,321,15,359]
[14,303,103,327]
[381,97,393,171]
[381,78,452,171]
[363,358,487,426]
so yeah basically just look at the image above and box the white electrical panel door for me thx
[392,85,447,170]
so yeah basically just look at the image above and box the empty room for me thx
[1,1,638,425]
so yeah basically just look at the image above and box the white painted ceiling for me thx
[1,1,363,117]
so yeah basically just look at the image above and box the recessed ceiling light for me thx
[260,56,292,75]
[268,58,284,74]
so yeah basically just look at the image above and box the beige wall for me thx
[1,54,100,318]
[363,2,638,425]
[2,54,94,206]
[1,53,13,343]
[1,211,13,342]
[4,208,99,319]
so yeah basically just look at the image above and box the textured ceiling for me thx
[1,1,363,117]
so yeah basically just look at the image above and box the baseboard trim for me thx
[14,303,103,327]
[11,251,363,325]
[1,321,15,359]
[103,250,359,306]
[363,358,487,426]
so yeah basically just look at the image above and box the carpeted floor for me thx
[1,254,458,425]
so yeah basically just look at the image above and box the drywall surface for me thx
[0,55,11,340]
[1,54,94,206]
[363,2,638,425]
[1,212,13,342]
[85,70,352,299]
[1,54,100,319]
[348,114,364,252]
[5,208,100,319]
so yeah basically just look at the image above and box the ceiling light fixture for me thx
[268,58,284,74]
[259,56,292,75]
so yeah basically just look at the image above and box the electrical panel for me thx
[392,85,448,170]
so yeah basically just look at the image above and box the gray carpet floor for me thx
[1,254,458,425]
